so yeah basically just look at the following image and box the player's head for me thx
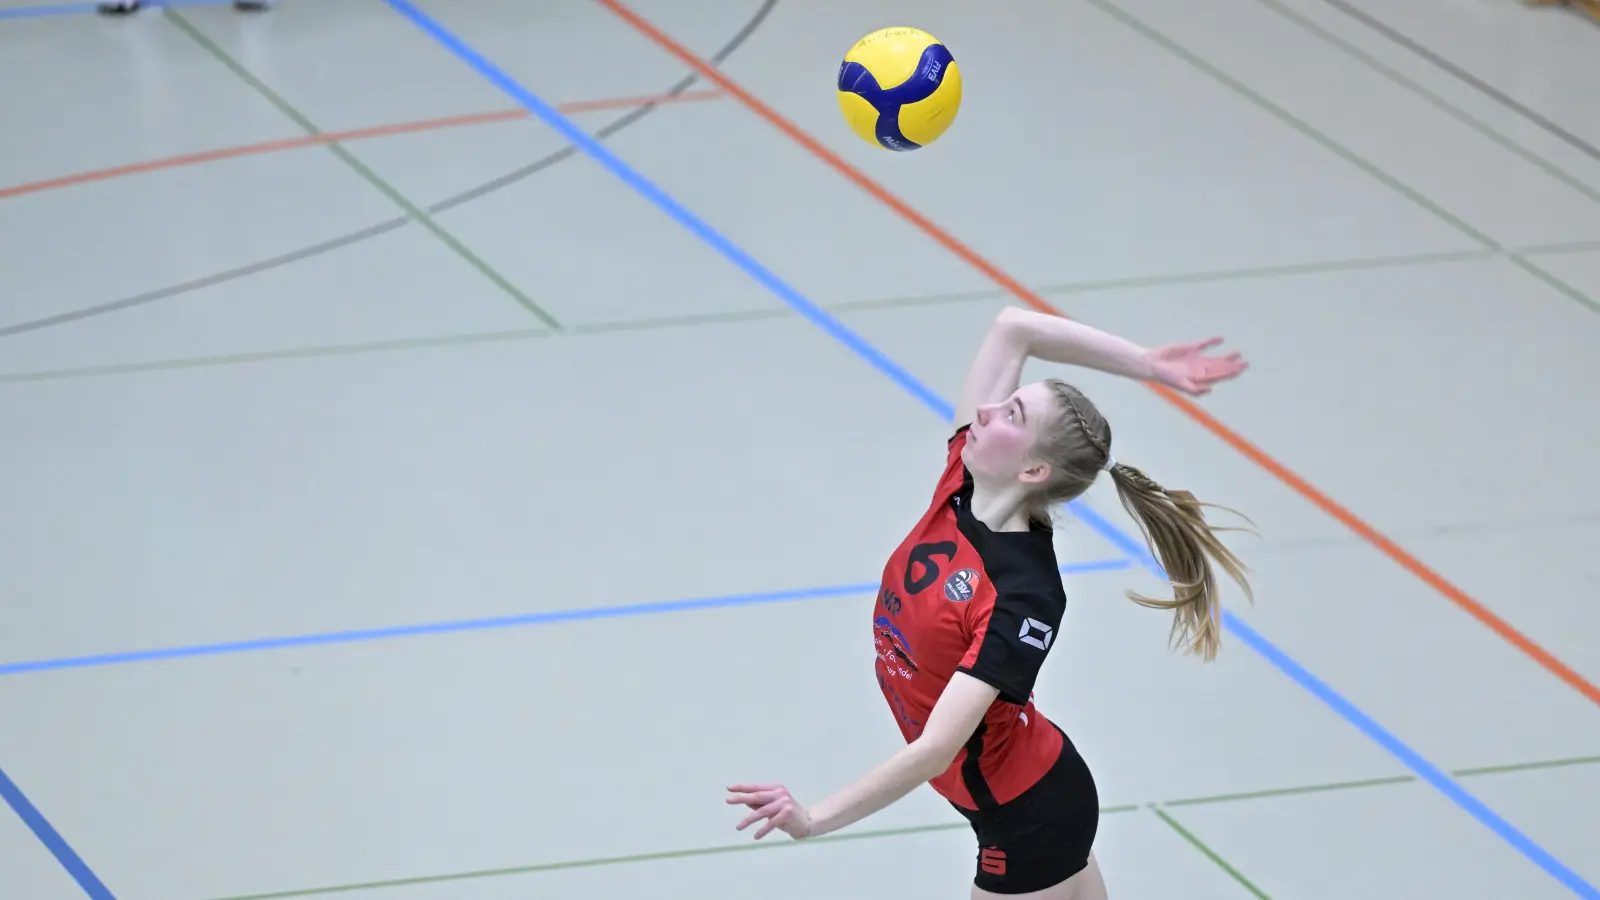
[964,379,1105,504]
[967,378,1254,661]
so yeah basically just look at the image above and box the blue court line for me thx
[1068,505,1600,898]
[1225,613,1600,897]
[380,0,950,418]
[383,2,1599,895]
[0,0,233,22]
[0,764,116,899]
[0,558,1136,677]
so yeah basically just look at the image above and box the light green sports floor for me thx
[2,0,1599,898]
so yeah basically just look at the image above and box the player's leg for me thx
[1075,853,1108,900]
[98,1,274,12]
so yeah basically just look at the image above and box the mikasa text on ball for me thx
[836,26,962,151]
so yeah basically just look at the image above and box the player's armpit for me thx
[918,671,1002,764]
[957,586,1064,704]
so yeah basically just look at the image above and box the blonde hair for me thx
[1029,379,1254,661]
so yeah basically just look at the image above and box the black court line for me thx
[1314,0,1600,166]
[0,0,779,339]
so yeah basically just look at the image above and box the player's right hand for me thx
[726,782,813,840]
[1143,337,1248,395]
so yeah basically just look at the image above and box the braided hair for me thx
[1032,379,1255,661]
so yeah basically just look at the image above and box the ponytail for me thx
[1037,378,1255,661]
[1105,461,1255,662]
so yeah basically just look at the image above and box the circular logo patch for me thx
[943,567,980,602]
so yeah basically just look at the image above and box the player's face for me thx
[964,381,1052,485]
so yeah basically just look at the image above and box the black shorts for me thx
[953,725,1099,895]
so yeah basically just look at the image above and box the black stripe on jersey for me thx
[952,472,1068,706]
[961,721,999,810]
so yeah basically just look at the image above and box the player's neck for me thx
[966,482,1034,532]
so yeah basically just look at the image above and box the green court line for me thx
[893,247,1491,302]
[1453,753,1600,778]
[1165,752,1600,809]
[200,754,1596,900]
[1507,253,1600,315]
[0,327,558,385]
[1520,239,1600,256]
[0,246,1505,386]
[1246,0,1600,207]
[1151,806,1274,899]
[1161,774,1415,807]
[1085,0,1600,318]
[200,813,1139,900]
[2,237,1593,388]
[6,202,1592,391]
[162,9,563,331]
[205,824,965,899]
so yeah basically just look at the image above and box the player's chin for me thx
[961,440,995,469]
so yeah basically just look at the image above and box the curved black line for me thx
[0,0,779,339]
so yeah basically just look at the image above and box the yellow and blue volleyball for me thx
[836,26,962,152]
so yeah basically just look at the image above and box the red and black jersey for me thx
[872,425,1068,811]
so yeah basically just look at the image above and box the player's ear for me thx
[1019,459,1051,485]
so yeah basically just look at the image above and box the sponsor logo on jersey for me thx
[1018,617,1054,650]
[874,615,918,678]
[943,567,980,602]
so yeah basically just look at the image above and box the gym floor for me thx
[3,1,1599,898]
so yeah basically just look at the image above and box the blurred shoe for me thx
[97,1,274,12]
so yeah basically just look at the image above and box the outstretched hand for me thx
[1144,337,1248,395]
[726,783,812,841]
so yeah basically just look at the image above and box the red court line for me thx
[0,87,723,202]
[595,0,1600,712]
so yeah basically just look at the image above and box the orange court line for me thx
[594,0,1600,711]
[0,87,723,201]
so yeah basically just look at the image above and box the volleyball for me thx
[836,26,963,151]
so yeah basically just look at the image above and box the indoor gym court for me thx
[2,0,1599,898]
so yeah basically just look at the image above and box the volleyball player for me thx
[726,306,1254,898]
[98,1,272,13]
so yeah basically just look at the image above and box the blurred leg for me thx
[98,1,275,13]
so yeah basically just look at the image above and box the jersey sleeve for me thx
[957,585,1064,705]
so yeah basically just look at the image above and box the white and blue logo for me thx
[943,568,980,602]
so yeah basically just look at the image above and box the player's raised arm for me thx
[954,306,1247,429]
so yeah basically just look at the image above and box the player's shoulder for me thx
[966,531,1067,623]
[966,523,1061,587]
[990,579,1068,627]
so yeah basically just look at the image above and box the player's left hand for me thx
[1144,337,1248,395]
[726,783,813,840]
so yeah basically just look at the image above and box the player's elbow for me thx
[991,306,1036,349]
[911,731,966,776]
[993,305,1030,335]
